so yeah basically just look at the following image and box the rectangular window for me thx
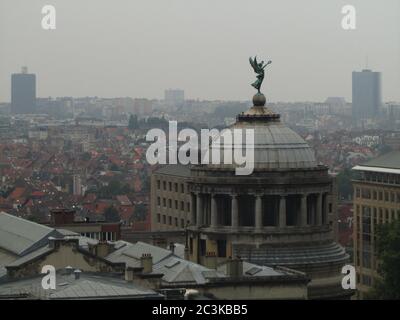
[181,219,185,228]
[175,200,178,209]
[180,201,184,211]
[168,199,172,208]
[385,191,389,202]
[163,198,166,207]
[189,238,193,254]
[174,183,178,192]
[200,239,206,256]
[168,216,172,225]
[157,197,160,206]
[157,214,160,223]
[162,215,166,224]
[169,182,172,191]
[157,180,160,189]
[362,188,371,199]
[379,192,383,201]
[217,240,227,258]
[163,181,166,190]
[175,217,178,227]
[181,184,185,193]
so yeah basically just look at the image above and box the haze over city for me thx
[1,0,399,102]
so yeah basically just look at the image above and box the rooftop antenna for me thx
[366,55,369,69]
[21,66,28,74]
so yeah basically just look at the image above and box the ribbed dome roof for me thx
[208,101,316,170]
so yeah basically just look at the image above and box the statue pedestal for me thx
[253,92,266,107]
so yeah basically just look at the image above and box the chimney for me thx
[226,256,243,277]
[204,251,218,269]
[125,267,134,282]
[184,246,189,260]
[50,209,76,226]
[48,237,57,249]
[74,269,81,280]
[94,241,112,258]
[169,242,175,254]
[140,253,153,274]
[65,266,73,275]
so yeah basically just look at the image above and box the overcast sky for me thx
[1,0,399,102]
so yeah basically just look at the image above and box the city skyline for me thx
[1,0,399,103]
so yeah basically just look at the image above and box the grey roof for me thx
[233,242,348,267]
[359,151,400,169]
[0,212,60,255]
[106,241,172,266]
[6,246,53,268]
[217,261,284,277]
[0,272,162,300]
[208,117,317,170]
[155,164,191,177]
[153,256,225,284]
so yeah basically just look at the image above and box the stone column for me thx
[196,193,203,227]
[190,193,196,225]
[316,193,322,225]
[231,194,239,228]
[301,194,307,226]
[255,195,262,229]
[211,194,218,228]
[323,193,328,225]
[279,195,286,227]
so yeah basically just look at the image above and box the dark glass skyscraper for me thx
[352,69,381,124]
[11,67,36,114]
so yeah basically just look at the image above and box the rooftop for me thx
[0,212,61,256]
[0,271,162,300]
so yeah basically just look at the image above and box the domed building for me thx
[185,93,351,299]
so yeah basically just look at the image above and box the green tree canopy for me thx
[104,206,120,222]
[367,220,400,299]
[337,168,354,200]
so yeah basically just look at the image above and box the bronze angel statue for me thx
[249,56,272,93]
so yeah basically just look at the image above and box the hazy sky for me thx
[1,0,399,102]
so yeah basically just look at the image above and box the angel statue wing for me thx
[249,56,260,73]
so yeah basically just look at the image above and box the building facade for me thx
[11,67,36,114]
[150,165,191,231]
[164,89,184,106]
[352,151,400,298]
[352,69,381,125]
[150,93,350,299]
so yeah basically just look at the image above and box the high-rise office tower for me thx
[352,69,381,123]
[11,66,36,114]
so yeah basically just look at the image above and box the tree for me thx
[104,206,120,222]
[336,168,354,200]
[367,220,400,299]
[134,203,147,221]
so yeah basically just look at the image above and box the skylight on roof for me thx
[165,259,180,268]
[245,267,262,276]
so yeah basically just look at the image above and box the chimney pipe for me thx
[140,253,153,274]
[74,269,81,280]
[169,242,175,254]
[227,256,243,277]
[65,266,73,275]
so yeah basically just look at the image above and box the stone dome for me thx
[208,96,317,170]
